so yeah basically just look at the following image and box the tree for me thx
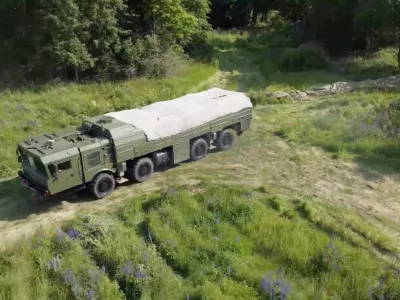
[355,0,400,67]
[209,0,252,28]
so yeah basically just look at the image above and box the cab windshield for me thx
[22,154,48,177]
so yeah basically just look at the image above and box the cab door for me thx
[47,154,83,195]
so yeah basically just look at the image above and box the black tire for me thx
[216,129,235,151]
[190,138,209,161]
[89,173,116,199]
[128,157,154,183]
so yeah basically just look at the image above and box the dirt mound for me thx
[265,75,400,101]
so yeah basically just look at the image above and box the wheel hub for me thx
[140,164,150,177]
[99,181,109,192]
[196,145,205,156]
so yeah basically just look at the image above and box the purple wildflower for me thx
[280,280,291,300]
[260,269,291,300]
[62,270,76,285]
[67,228,79,240]
[47,254,62,272]
[261,276,269,292]
[378,278,383,291]
[236,235,241,244]
[56,228,65,243]
[88,290,95,300]
[169,188,175,194]
[122,261,133,276]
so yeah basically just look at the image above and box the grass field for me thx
[1,182,400,300]
[1,29,400,300]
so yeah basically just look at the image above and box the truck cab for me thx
[17,134,88,196]
[16,116,146,198]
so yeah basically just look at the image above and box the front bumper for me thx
[18,171,49,196]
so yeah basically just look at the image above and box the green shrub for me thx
[247,91,293,106]
[345,47,399,78]
[281,209,297,220]
[120,34,181,79]
[279,43,329,72]
[267,196,283,211]
[185,32,218,63]
[295,201,314,222]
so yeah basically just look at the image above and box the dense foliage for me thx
[209,0,400,57]
[0,0,210,83]
[0,0,399,83]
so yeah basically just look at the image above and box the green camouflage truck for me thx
[16,88,253,199]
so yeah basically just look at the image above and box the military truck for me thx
[16,88,253,199]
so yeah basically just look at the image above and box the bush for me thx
[185,32,218,63]
[247,90,293,106]
[279,43,329,72]
[345,47,399,78]
[120,34,181,79]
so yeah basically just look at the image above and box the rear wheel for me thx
[127,157,154,183]
[190,138,209,161]
[89,173,116,199]
[216,129,235,151]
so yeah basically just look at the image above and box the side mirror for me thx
[49,164,58,179]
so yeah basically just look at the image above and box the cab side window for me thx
[58,161,72,172]
[87,152,101,168]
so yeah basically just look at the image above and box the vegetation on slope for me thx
[273,91,400,172]
[1,184,399,300]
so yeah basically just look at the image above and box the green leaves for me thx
[0,0,211,81]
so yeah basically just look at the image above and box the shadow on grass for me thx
[0,178,95,223]
[0,163,183,223]
[353,153,400,181]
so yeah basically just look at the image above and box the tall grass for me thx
[0,62,217,178]
[0,183,399,299]
[273,90,400,172]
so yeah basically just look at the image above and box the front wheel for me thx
[89,173,116,199]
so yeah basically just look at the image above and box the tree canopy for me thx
[0,0,398,83]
